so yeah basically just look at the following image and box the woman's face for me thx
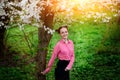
[59,27,68,39]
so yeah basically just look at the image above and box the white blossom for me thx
[43,25,55,35]
[0,0,119,31]
[4,25,10,29]
[80,21,84,24]
[0,22,4,26]
[33,23,40,27]
[106,17,111,20]
[44,25,47,31]
[18,23,24,31]
[87,14,91,18]
[114,14,118,17]
[1,16,5,19]
[94,20,97,22]
[102,18,109,23]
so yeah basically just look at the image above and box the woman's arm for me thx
[65,41,75,71]
[41,43,60,74]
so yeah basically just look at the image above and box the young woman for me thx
[41,25,75,80]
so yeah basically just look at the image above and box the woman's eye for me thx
[61,31,68,34]
[65,31,68,33]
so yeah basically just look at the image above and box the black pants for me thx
[55,60,70,80]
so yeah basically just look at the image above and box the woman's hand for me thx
[41,66,51,75]
[41,71,46,75]
[65,67,70,71]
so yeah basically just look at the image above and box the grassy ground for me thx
[0,22,120,80]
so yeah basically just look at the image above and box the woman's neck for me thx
[63,38,68,43]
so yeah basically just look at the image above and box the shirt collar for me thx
[60,39,71,44]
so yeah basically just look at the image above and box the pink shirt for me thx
[44,39,75,73]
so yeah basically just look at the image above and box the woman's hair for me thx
[56,25,68,33]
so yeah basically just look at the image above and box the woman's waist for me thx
[58,59,70,62]
[58,55,71,61]
[56,59,70,68]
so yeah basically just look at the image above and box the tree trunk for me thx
[35,0,54,80]
[0,0,11,57]
[0,14,9,57]
[0,26,6,56]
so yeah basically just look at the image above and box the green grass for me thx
[0,22,120,80]
[6,25,38,55]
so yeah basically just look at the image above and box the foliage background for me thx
[0,22,120,80]
[0,0,120,80]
